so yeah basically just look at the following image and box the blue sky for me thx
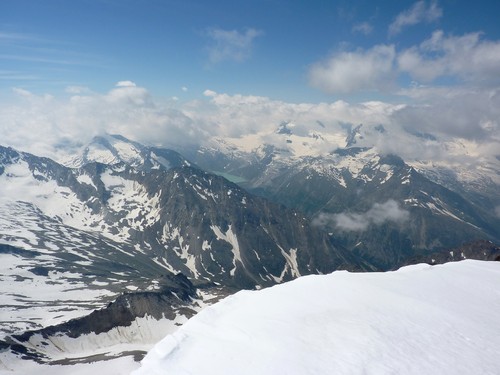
[2,0,500,102]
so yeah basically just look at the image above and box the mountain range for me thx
[0,131,498,368]
[179,125,500,269]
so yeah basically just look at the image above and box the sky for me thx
[2,0,500,101]
[0,0,499,168]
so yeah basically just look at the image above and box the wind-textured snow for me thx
[134,260,500,375]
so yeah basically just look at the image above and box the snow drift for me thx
[134,260,500,375]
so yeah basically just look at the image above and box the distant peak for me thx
[345,124,363,147]
[276,121,293,135]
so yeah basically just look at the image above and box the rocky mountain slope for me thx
[0,137,366,367]
[0,138,364,292]
[180,126,500,269]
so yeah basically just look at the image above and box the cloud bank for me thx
[0,82,498,178]
[313,200,410,232]
[0,82,201,161]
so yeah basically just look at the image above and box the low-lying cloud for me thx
[313,200,410,232]
[0,82,498,175]
[0,81,202,161]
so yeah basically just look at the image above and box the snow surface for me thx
[134,260,500,375]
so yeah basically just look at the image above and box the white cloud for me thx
[398,30,500,84]
[313,200,410,232]
[0,84,201,161]
[0,85,404,161]
[181,86,188,92]
[116,80,137,87]
[106,83,152,106]
[203,89,217,97]
[197,91,402,139]
[310,31,500,94]
[0,85,498,178]
[205,27,263,64]
[389,0,442,36]
[308,44,396,94]
[392,87,500,141]
[352,22,373,35]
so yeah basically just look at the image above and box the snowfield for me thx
[134,260,500,375]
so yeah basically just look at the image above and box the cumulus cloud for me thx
[116,80,137,87]
[389,0,442,36]
[205,27,263,64]
[309,30,500,94]
[106,82,152,106]
[313,200,410,232]
[203,89,217,97]
[308,44,396,94]
[398,30,500,85]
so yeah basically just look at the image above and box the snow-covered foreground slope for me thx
[135,260,500,375]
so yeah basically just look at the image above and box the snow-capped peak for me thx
[65,134,146,168]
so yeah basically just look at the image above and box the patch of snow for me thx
[379,164,394,184]
[76,173,96,189]
[211,224,243,276]
[202,240,211,251]
[279,247,301,279]
[151,152,171,169]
